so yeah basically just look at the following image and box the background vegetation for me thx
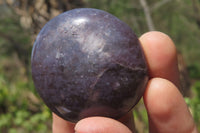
[0,0,199,132]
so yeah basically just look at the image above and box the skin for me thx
[52,31,198,133]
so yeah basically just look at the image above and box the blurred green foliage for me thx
[188,63,200,79]
[185,81,200,131]
[0,0,200,132]
[0,70,52,133]
[0,6,52,133]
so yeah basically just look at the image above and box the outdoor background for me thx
[0,0,199,132]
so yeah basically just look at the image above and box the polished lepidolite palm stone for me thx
[31,8,149,123]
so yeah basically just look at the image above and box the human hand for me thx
[52,31,198,133]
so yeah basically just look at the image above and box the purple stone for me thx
[31,8,149,123]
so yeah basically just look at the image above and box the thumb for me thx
[75,117,132,133]
[144,78,197,133]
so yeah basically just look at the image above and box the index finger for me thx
[139,31,180,88]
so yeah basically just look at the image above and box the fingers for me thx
[52,111,135,133]
[52,113,136,133]
[140,31,197,133]
[75,117,132,133]
[53,111,135,133]
[144,78,197,133]
[52,113,75,133]
[139,31,180,88]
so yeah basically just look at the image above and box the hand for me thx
[52,31,198,133]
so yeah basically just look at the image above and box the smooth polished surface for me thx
[31,8,148,123]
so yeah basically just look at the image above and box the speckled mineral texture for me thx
[31,8,149,123]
